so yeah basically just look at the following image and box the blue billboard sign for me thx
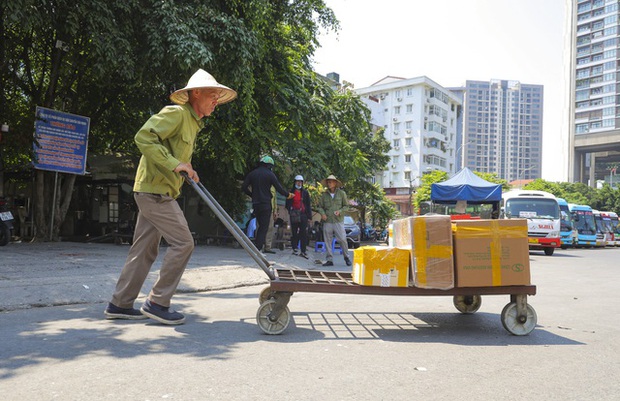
[34,107,90,175]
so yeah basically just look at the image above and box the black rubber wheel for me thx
[544,247,555,256]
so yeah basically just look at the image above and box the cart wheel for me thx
[501,302,537,336]
[453,295,482,314]
[256,300,290,335]
[258,286,276,304]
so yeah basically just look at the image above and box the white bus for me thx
[501,190,561,256]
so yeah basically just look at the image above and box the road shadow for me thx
[0,303,323,381]
[283,311,584,346]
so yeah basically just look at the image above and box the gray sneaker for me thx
[292,249,300,255]
[140,299,185,325]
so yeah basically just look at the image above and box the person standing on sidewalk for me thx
[285,175,312,259]
[104,69,237,325]
[316,174,351,267]
[242,156,292,255]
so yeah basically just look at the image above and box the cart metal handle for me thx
[180,172,276,280]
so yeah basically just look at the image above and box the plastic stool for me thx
[314,241,326,252]
[332,238,343,255]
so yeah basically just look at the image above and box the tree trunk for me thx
[34,170,76,241]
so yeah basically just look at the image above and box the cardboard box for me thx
[452,219,530,287]
[392,216,454,290]
[352,246,410,287]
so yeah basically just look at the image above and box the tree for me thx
[413,170,449,212]
[2,0,388,240]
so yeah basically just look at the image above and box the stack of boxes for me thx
[352,216,531,289]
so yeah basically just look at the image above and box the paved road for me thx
[1,244,619,400]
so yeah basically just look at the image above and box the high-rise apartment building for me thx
[570,0,620,186]
[355,76,460,215]
[461,80,544,183]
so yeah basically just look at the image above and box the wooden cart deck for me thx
[270,268,537,296]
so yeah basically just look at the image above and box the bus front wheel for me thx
[544,247,555,256]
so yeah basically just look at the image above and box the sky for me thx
[312,0,571,182]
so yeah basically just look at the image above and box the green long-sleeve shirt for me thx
[316,188,349,224]
[133,103,204,198]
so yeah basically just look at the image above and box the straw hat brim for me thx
[321,176,342,187]
[170,86,237,106]
[169,69,237,105]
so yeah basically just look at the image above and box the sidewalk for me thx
[0,240,352,312]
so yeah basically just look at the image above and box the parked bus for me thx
[501,190,561,256]
[592,210,608,247]
[609,211,620,246]
[600,211,616,246]
[557,198,577,249]
[568,204,597,248]
[593,210,614,247]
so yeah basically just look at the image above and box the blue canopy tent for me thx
[430,167,502,218]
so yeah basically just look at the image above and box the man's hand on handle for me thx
[175,162,200,183]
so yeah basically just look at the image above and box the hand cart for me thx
[183,174,537,337]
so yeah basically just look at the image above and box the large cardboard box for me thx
[452,219,530,287]
[392,216,454,290]
[352,246,410,287]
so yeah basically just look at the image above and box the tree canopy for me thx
[1,0,390,239]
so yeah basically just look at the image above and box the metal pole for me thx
[49,171,58,241]
[181,173,276,280]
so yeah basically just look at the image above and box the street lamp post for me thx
[456,139,475,170]
[517,165,536,187]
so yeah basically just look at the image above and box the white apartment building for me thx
[355,76,461,215]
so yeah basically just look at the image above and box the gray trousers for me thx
[111,192,194,308]
[322,222,349,262]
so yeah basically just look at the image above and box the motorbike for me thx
[0,197,15,246]
[363,224,377,241]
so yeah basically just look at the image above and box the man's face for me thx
[191,89,221,118]
[327,179,337,190]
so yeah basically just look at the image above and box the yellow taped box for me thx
[352,246,410,287]
[452,219,530,287]
[392,215,454,290]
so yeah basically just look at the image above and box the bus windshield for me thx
[612,216,620,235]
[573,210,596,235]
[504,198,560,220]
[559,204,572,231]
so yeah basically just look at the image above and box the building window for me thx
[394,106,401,114]
[405,154,411,162]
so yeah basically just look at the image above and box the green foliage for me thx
[522,179,620,214]
[1,0,389,238]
